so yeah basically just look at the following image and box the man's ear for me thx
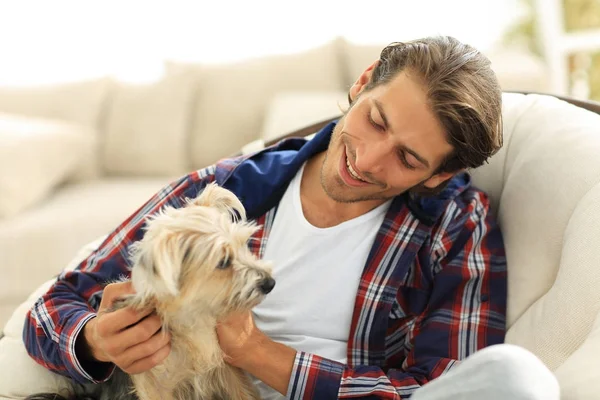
[349,60,379,103]
[422,170,463,189]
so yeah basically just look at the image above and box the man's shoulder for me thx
[409,172,493,228]
[436,177,496,234]
[209,121,335,187]
[419,174,503,258]
[185,139,311,219]
[211,136,316,188]
[452,180,491,211]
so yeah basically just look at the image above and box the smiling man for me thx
[24,36,559,400]
[307,70,455,213]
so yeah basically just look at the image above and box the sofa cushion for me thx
[102,74,196,176]
[338,40,382,89]
[474,94,600,371]
[260,91,347,143]
[166,39,344,170]
[0,79,111,181]
[0,113,97,219]
[0,78,110,128]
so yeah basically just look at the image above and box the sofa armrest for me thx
[0,236,106,397]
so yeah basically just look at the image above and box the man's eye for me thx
[400,153,417,170]
[368,114,385,131]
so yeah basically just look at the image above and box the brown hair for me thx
[356,36,503,175]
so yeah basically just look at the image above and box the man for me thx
[24,36,559,399]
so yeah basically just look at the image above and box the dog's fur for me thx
[27,183,274,400]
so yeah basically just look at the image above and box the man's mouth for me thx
[345,155,368,182]
[338,149,372,187]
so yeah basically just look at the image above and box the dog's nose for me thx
[259,277,276,294]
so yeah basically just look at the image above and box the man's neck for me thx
[299,153,386,228]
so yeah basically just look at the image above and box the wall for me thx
[0,0,524,85]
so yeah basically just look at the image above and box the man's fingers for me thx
[114,314,163,349]
[122,340,172,375]
[117,328,171,369]
[96,307,153,336]
[102,281,136,305]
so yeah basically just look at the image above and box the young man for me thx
[23,36,559,399]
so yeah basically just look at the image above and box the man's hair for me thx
[357,35,503,174]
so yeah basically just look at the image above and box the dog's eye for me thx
[183,248,193,265]
[217,256,231,269]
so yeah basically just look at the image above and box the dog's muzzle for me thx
[259,277,276,294]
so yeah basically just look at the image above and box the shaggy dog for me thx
[27,183,275,400]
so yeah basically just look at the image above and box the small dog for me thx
[27,183,275,400]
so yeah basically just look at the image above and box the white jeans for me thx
[411,344,560,400]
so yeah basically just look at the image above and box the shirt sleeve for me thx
[22,169,216,384]
[286,191,508,399]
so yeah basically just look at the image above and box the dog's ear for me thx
[130,224,182,298]
[149,232,183,296]
[189,182,246,221]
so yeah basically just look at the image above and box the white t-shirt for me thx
[250,163,391,399]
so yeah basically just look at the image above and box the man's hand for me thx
[216,311,296,395]
[79,281,171,374]
[216,311,265,369]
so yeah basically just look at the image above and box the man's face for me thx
[321,71,455,204]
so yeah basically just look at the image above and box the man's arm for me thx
[218,190,507,399]
[23,171,215,384]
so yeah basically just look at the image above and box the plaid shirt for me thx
[24,122,507,399]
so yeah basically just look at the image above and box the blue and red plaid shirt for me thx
[24,122,507,399]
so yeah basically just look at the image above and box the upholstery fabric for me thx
[0,113,96,218]
[101,74,196,176]
[166,40,344,170]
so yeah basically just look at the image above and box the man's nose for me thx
[355,139,392,174]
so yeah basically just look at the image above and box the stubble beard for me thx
[318,135,433,204]
[319,148,394,204]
